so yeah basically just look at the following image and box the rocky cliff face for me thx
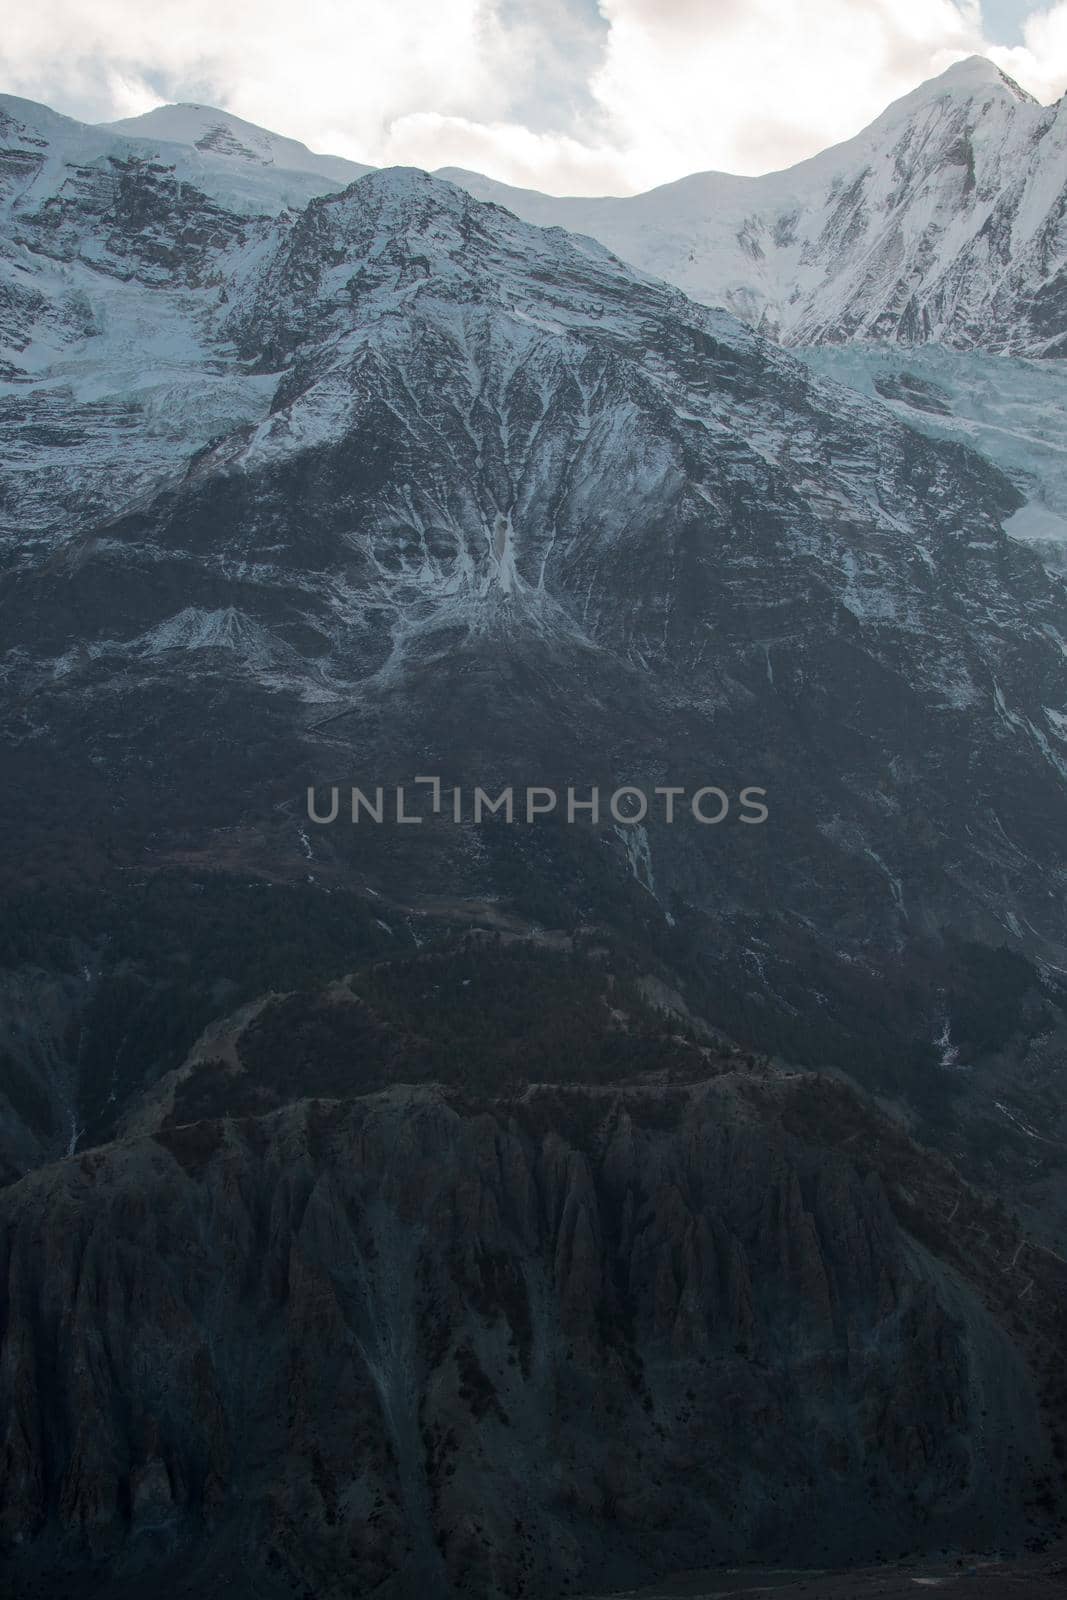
[1,1059,1063,1600]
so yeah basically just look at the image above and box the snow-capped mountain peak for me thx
[909,53,1036,104]
[0,90,369,222]
[103,101,370,186]
[440,58,1067,356]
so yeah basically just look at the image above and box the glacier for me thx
[796,344,1067,567]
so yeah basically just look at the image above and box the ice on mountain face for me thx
[1006,503,1067,563]
[796,344,1067,569]
[0,98,299,547]
[0,94,359,221]
[0,248,277,550]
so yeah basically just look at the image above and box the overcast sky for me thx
[3,1,1066,194]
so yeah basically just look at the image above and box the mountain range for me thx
[4,54,1065,355]
[6,54,1065,551]
[1,55,1067,1600]
[75,55,1067,360]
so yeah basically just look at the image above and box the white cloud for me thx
[989,2,1067,101]
[0,0,513,140]
[1,0,1065,195]
[586,0,1065,186]
[379,112,634,193]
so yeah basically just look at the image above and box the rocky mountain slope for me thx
[2,133,1067,1161]
[3,84,1067,1598]
[1,944,1065,1598]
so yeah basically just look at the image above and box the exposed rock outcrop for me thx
[1,1073,1062,1598]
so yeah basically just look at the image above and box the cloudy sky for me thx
[3,0,1067,194]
